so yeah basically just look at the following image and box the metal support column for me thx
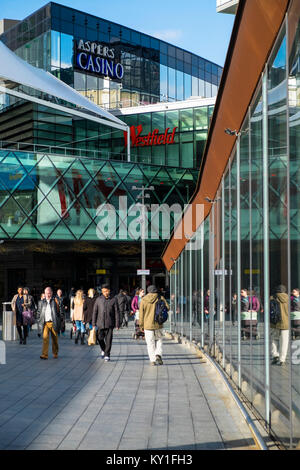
[262,68,271,428]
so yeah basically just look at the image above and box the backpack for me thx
[270,298,281,325]
[154,296,169,325]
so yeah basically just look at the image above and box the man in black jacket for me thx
[92,284,119,362]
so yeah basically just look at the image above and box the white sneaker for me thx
[104,356,110,362]
[101,351,105,359]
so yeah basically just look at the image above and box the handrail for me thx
[0,140,188,169]
[0,140,129,162]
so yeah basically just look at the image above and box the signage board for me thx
[137,269,150,276]
[96,269,106,274]
[74,39,124,80]
[124,125,177,148]
[214,269,233,275]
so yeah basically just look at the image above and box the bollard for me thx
[2,302,16,341]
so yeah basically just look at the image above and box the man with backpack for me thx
[139,285,169,366]
[270,285,289,366]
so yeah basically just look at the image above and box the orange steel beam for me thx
[162,0,290,271]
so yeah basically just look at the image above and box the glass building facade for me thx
[0,2,222,110]
[0,3,217,296]
[0,149,197,241]
[167,6,300,449]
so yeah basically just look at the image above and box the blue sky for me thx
[1,0,235,66]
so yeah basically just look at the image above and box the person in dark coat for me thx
[92,284,119,362]
[83,288,98,340]
[123,290,132,326]
[11,286,27,344]
[116,289,130,328]
[55,289,67,336]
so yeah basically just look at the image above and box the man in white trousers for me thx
[270,284,289,366]
[139,285,169,366]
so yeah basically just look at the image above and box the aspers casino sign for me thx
[124,125,177,148]
[75,39,124,80]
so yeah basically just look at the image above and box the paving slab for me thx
[0,323,256,450]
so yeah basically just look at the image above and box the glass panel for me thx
[268,29,290,445]
[203,217,210,347]
[194,107,208,130]
[289,1,300,449]
[181,142,193,168]
[180,109,194,132]
[60,32,73,69]
[224,168,231,371]
[152,112,165,131]
[240,117,258,406]
[51,30,60,68]
[230,153,238,386]
[176,70,184,101]
[167,144,179,167]
[160,64,168,101]
[168,68,176,101]
[184,73,192,100]
[192,76,199,97]
[166,110,179,130]
[250,88,265,418]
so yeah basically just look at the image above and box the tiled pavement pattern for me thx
[0,323,256,450]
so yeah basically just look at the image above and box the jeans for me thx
[75,320,85,333]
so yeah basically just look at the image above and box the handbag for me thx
[88,328,97,346]
[22,310,35,326]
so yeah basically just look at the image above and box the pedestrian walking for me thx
[116,289,130,328]
[71,290,86,345]
[139,285,169,366]
[11,286,28,344]
[270,285,289,366]
[291,288,300,339]
[92,284,119,362]
[123,290,132,326]
[204,289,210,321]
[22,287,36,335]
[83,288,98,341]
[131,288,140,316]
[231,293,237,326]
[56,289,67,336]
[37,293,45,337]
[131,288,145,320]
[37,287,61,359]
[69,287,76,321]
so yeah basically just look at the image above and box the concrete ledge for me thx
[164,331,206,362]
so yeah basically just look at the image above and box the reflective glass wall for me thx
[168,2,300,449]
[0,149,197,242]
[0,3,222,110]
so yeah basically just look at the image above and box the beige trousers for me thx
[144,329,163,362]
[42,322,59,358]
[271,328,289,363]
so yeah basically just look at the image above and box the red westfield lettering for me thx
[124,125,177,148]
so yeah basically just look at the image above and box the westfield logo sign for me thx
[124,125,177,148]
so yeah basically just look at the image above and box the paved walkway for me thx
[0,323,256,450]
